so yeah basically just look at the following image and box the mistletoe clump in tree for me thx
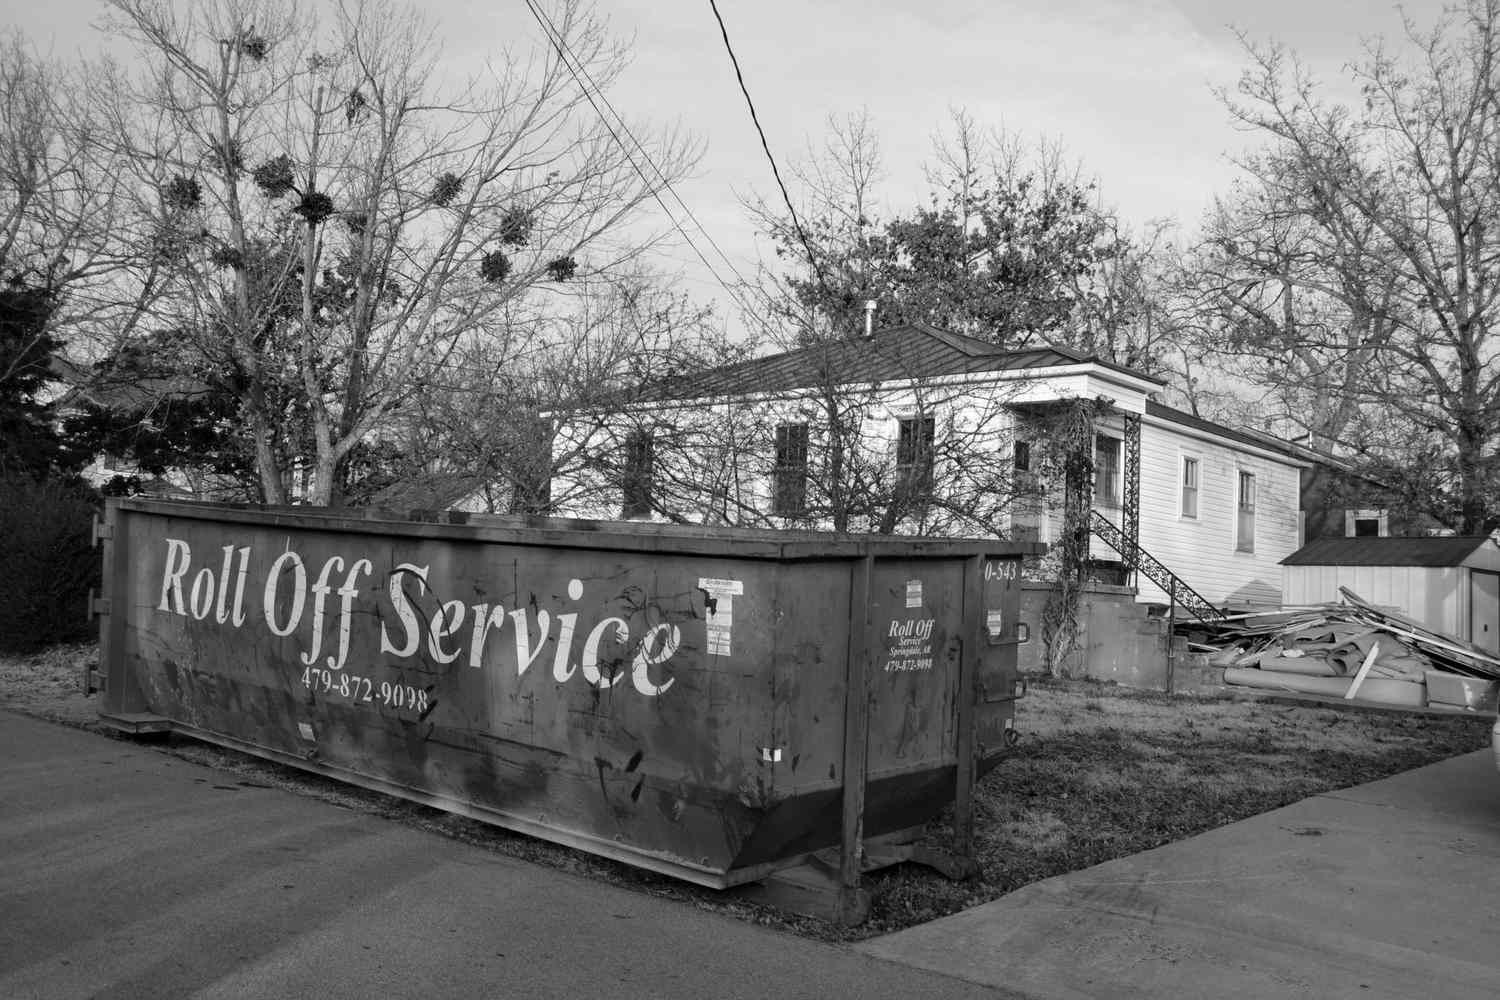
[98,0,697,505]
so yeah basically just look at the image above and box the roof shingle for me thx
[640,321,1159,402]
[1281,536,1498,567]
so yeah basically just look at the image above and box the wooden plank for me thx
[1340,586,1500,668]
[1344,643,1382,701]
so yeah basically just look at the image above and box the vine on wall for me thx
[1034,396,1114,676]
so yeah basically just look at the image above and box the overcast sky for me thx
[12,0,1453,328]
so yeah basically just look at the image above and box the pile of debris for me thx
[1183,587,1500,713]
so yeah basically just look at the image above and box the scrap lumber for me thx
[1337,587,1500,679]
[1344,644,1381,701]
[1184,591,1500,711]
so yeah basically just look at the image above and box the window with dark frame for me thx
[1237,470,1256,552]
[772,422,809,517]
[1095,434,1121,507]
[1181,456,1199,518]
[621,429,654,519]
[1013,440,1031,472]
[896,414,936,500]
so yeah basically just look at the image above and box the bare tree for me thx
[96,0,699,504]
[1208,0,1500,531]
[365,268,741,514]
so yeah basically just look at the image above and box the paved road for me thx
[9,706,1500,1000]
[861,748,1500,999]
[0,711,1006,1000]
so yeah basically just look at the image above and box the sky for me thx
[11,0,1454,331]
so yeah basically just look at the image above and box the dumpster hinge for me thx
[91,514,113,548]
[88,589,111,620]
[84,661,106,695]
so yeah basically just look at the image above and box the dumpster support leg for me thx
[953,554,984,858]
[835,554,875,925]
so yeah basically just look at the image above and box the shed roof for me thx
[639,321,1164,402]
[1281,536,1500,567]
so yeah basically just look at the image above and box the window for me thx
[1013,440,1031,472]
[1236,470,1256,552]
[896,414,936,500]
[1095,434,1121,507]
[772,422,809,517]
[621,429,654,519]
[1181,457,1199,518]
[1345,509,1388,537]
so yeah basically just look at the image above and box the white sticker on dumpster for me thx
[986,610,1005,638]
[906,579,923,608]
[699,578,742,657]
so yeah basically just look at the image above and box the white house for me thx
[549,323,1307,612]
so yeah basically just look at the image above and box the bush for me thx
[0,475,100,653]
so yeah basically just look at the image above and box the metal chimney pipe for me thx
[864,299,876,338]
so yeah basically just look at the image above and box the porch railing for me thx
[1089,510,1225,624]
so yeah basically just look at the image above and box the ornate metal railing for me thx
[1089,510,1225,623]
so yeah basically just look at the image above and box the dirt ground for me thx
[2,644,1491,940]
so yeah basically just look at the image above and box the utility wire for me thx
[522,0,763,305]
[706,0,835,303]
[521,0,764,322]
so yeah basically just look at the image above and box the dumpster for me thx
[91,499,1040,919]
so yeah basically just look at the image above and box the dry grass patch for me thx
[1,647,1490,942]
[857,677,1491,935]
[0,642,97,727]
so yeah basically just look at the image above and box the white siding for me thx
[550,379,1308,610]
[1127,418,1302,608]
[1283,565,1466,638]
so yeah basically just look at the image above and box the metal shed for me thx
[1281,536,1500,654]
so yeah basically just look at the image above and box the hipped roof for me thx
[637,321,1164,402]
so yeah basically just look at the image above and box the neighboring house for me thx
[549,323,1308,611]
[47,355,241,500]
[1234,430,1441,543]
[1281,536,1500,654]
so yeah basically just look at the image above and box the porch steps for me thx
[1089,511,1225,624]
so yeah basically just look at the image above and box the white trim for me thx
[1235,468,1257,554]
[1345,508,1390,537]
[1179,453,1200,521]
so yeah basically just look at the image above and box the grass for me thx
[858,678,1491,934]
[3,645,1491,942]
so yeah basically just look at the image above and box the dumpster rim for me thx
[109,497,1049,561]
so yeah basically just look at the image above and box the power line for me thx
[521,0,765,322]
[521,0,762,302]
[706,0,835,303]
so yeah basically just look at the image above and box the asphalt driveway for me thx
[6,706,1499,999]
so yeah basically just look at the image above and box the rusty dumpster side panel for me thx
[97,499,1038,888]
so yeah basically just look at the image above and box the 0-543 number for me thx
[300,667,429,712]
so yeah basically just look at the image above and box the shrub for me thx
[0,475,100,653]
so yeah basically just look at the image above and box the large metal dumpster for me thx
[91,499,1040,918]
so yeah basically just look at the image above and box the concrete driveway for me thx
[859,749,1500,999]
